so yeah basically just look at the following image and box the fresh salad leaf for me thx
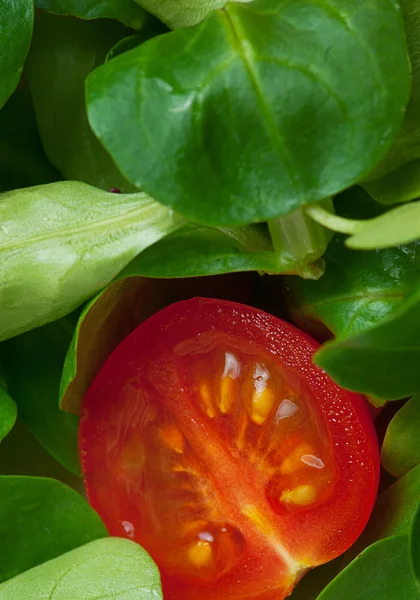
[284,191,420,399]
[410,502,420,588]
[343,464,420,564]
[60,273,253,414]
[0,476,107,583]
[133,0,250,29]
[0,87,60,193]
[0,181,183,341]
[0,317,81,475]
[0,537,162,600]
[317,536,419,600]
[34,0,148,29]
[363,159,420,206]
[382,396,420,478]
[0,0,33,109]
[27,13,136,192]
[0,385,17,443]
[87,0,410,226]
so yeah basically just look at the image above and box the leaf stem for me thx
[305,205,366,235]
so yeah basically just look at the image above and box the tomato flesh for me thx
[80,298,379,600]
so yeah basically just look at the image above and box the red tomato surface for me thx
[80,298,379,600]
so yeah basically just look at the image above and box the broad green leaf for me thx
[285,190,420,399]
[0,385,16,442]
[410,503,420,588]
[87,0,410,227]
[0,0,33,109]
[133,0,250,29]
[382,396,420,478]
[317,536,419,600]
[0,317,81,475]
[0,476,107,583]
[346,200,420,250]
[60,272,254,414]
[0,87,60,193]
[0,537,162,600]
[363,159,420,206]
[0,181,183,341]
[27,13,136,192]
[343,464,420,564]
[35,0,147,29]
[364,0,420,182]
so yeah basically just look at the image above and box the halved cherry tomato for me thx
[80,298,379,600]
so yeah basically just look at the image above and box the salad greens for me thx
[2,0,420,598]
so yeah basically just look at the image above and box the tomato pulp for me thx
[80,298,379,600]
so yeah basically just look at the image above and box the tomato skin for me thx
[80,298,379,600]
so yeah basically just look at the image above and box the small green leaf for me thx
[0,181,183,341]
[0,476,107,583]
[60,272,253,415]
[0,0,33,109]
[0,537,162,600]
[34,0,147,29]
[0,87,60,193]
[284,189,420,399]
[410,503,420,588]
[27,13,136,192]
[318,536,419,600]
[0,317,81,475]
[0,385,16,443]
[363,159,420,206]
[346,201,420,250]
[382,396,420,478]
[133,0,249,29]
[87,0,410,226]
[343,464,420,565]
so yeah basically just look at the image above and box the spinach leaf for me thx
[317,536,419,600]
[0,385,16,443]
[0,476,107,583]
[0,537,162,600]
[35,0,147,29]
[284,225,420,399]
[382,396,420,478]
[60,272,253,414]
[410,503,420,588]
[363,159,420,206]
[27,13,136,192]
[343,464,420,564]
[0,87,60,193]
[87,0,410,226]
[0,317,81,475]
[0,0,33,109]
[0,181,183,341]
[133,0,249,29]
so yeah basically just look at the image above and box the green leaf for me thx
[410,503,420,588]
[0,317,81,475]
[0,476,107,583]
[0,0,33,109]
[0,385,17,443]
[34,0,148,29]
[363,158,420,206]
[133,0,249,29]
[0,537,162,600]
[87,0,410,227]
[382,396,420,478]
[346,200,420,250]
[0,87,60,193]
[0,181,183,341]
[364,0,420,182]
[285,191,420,399]
[26,13,136,192]
[317,536,419,600]
[60,272,254,414]
[288,559,341,600]
[343,464,420,564]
